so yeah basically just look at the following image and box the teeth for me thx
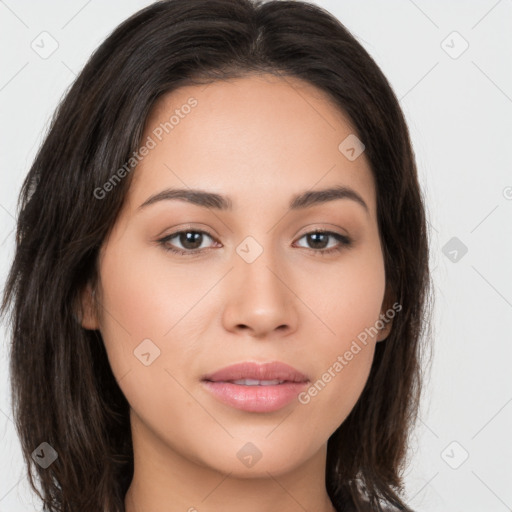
[231,379,284,386]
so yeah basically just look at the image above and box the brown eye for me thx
[295,230,351,255]
[158,230,216,255]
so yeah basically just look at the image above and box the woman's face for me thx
[82,73,391,477]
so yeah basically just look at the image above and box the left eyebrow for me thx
[138,185,369,214]
[289,185,369,214]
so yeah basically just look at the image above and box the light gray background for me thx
[1,0,511,510]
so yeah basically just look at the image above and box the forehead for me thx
[127,73,376,215]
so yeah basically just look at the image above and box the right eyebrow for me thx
[138,188,232,211]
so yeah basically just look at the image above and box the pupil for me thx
[181,231,202,249]
[309,233,328,249]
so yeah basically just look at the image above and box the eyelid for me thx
[294,222,350,237]
[156,222,218,239]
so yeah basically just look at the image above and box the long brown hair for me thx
[1,0,432,510]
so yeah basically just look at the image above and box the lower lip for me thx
[202,381,309,413]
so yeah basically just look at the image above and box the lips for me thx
[202,361,309,384]
[201,361,310,413]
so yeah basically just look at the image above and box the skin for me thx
[81,73,393,512]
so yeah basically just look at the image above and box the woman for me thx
[1,0,431,510]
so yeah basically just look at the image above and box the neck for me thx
[124,412,337,512]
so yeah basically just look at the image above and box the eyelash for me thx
[157,228,352,257]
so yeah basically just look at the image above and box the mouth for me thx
[201,361,310,413]
[225,378,288,386]
[202,361,309,383]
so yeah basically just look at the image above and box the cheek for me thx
[95,238,220,418]
[96,238,210,351]
[295,248,385,429]
[95,244,202,432]
[304,245,386,348]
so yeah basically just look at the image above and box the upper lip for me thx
[202,361,309,383]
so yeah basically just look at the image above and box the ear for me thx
[376,286,395,342]
[77,283,100,330]
[376,315,393,342]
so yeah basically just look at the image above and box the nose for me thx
[221,243,299,339]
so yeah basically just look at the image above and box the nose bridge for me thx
[236,232,286,302]
[222,232,297,335]
[240,238,280,290]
